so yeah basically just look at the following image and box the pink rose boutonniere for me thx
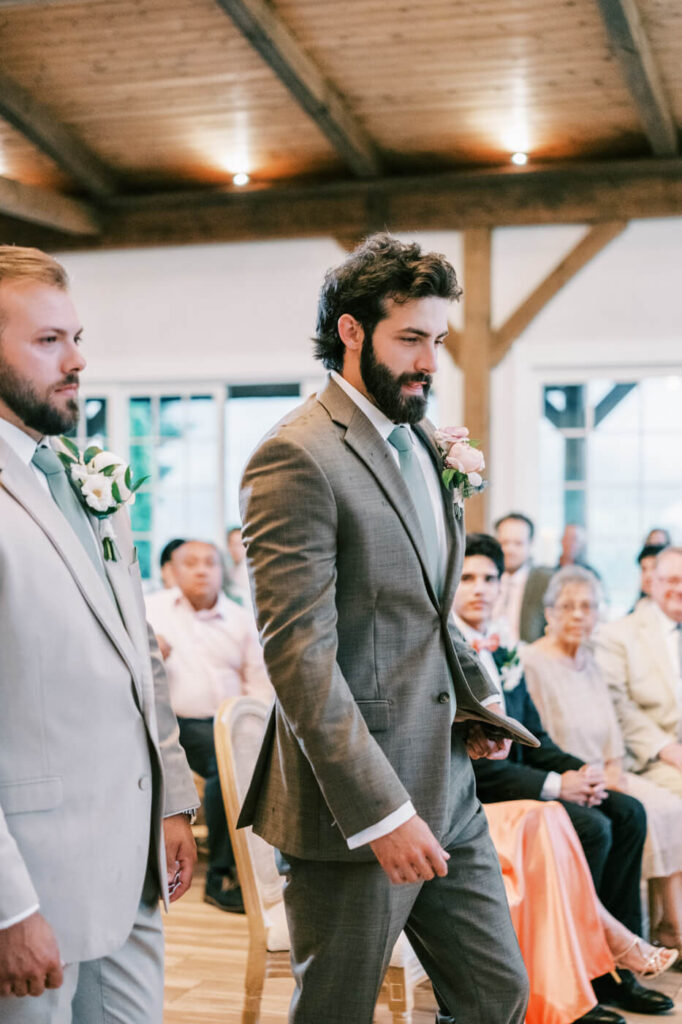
[433,426,486,519]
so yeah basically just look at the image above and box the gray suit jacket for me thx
[519,565,554,643]
[238,377,531,861]
[0,436,197,963]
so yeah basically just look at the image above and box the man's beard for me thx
[360,332,431,425]
[0,353,79,435]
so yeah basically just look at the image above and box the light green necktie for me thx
[31,444,115,602]
[388,425,442,596]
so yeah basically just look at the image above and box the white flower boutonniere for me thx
[433,426,487,519]
[57,436,148,561]
[498,647,523,693]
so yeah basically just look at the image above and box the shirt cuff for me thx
[164,807,199,824]
[480,694,501,707]
[346,801,416,850]
[540,771,562,801]
[0,903,40,930]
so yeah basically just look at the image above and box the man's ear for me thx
[337,313,364,353]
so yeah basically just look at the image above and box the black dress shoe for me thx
[593,970,674,1014]
[435,1016,455,1024]
[203,880,245,913]
[572,1006,626,1024]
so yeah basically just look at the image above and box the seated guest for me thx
[632,542,667,609]
[524,564,682,955]
[146,540,272,912]
[494,512,553,644]
[159,536,186,589]
[456,535,673,1018]
[594,548,682,802]
[645,527,672,547]
[557,523,601,579]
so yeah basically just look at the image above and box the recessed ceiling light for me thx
[511,152,528,166]
[232,172,250,186]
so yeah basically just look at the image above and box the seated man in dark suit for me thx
[455,532,671,1019]
[493,512,553,643]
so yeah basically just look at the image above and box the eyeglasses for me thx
[553,601,598,615]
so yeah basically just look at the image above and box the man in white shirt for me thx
[494,512,553,645]
[146,540,271,912]
[238,235,529,1024]
[595,547,682,797]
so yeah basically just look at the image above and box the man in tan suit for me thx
[239,235,530,1024]
[595,547,682,796]
[0,247,198,1022]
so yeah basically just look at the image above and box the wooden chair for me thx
[214,696,428,1024]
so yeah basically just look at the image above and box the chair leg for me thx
[242,942,266,1024]
[384,966,413,1024]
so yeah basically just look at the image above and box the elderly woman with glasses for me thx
[523,565,682,956]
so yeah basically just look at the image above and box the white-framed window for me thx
[73,382,302,581]
[539,373,682,615]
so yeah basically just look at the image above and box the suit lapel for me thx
[318,379,442,609]
[0,439,143,691]
[414,421,460,609]
[636,601,677,702]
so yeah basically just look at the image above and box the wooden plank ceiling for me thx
[0,0,679,248]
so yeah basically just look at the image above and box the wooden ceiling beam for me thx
[0,175,100,235]
[491,221,627,366]
[595,0,678,156]
[213,0,381,178]
[0,71,118,198]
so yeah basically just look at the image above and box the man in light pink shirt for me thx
[146,540,272,912]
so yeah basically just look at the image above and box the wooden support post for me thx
[459,228,493,532]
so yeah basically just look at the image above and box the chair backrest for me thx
[214,697,284,942]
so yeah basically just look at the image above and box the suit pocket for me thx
[356,699,390,733]
[1,776,63,815]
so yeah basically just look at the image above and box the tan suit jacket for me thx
[0,436,197,963]
[594,598,680,771]
[238,377,536,861]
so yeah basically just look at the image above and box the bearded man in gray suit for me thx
[0,247,198,1022]
[239,235,530,1024]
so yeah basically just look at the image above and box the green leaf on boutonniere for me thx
[124,465,132,489]
[442,468,456,489]
[83,445,102,465]
[56,451,76,470]
[111,480,122,503]
[59,435,80,459]
[130,475,149,493]
[101,464,117,477]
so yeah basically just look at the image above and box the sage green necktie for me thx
[31,444,113,596]
[388,425,442,595]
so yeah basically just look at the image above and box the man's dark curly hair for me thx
[465,533,505,578]
[313,233,462,372]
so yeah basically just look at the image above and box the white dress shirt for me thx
[145,588,272,717]
[453,614,561,801]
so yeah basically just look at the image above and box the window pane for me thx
[565,437,585,482]
[130,442,152,480]
[186,396,215,439]
[159,396,183,438]
[641,377,682,433]
[544,385,585,429]
[641,434,681,483]
[592,383,639,434]
[129,398,152,438]
[85,398,107,445]
[130,490,152,532]
[564,489,585,526]
[135,540,152,581]
[588,431,640,484]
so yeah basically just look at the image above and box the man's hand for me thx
[659,742,682,772]
[163,814,197,903]
[0,912,63,998]
[560,766,607,807]
[465,722,512,761]
[369,815,450,885]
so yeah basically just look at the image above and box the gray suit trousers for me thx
[283,805,528,1024]
[0,894,163,1024]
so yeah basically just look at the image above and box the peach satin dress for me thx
[485,799,614,1024]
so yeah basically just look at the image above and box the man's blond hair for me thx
[0,245,68,289]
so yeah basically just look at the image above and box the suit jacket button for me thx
[138,775,151,790]
[437,692,450,704]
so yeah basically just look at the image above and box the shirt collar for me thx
[330,370,406,444]
[172,587,228,621]
[453,613,487,645]
[0,417,43,466]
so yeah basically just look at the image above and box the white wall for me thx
[57,217,682,541]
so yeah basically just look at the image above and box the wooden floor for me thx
[165,861,682,1024]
